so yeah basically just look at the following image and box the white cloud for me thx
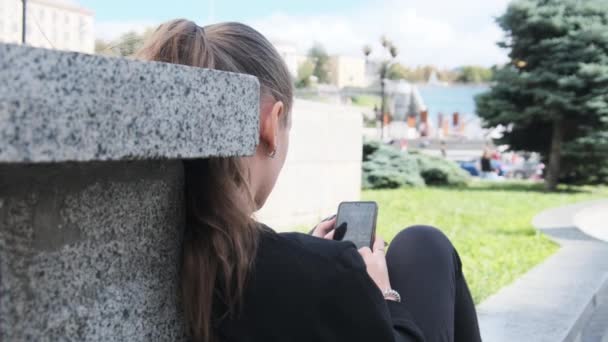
[250,0,511,68]
[94,0,511,67]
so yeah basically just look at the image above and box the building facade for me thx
[272,39,309,78]
[328,55,366,89]
[0,0,94,53]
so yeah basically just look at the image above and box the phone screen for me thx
[335,202,378,249]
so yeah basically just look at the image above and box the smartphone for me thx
[335,201,378,249]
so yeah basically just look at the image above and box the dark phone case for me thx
[336,201,378,248]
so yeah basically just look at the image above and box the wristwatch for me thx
[383,288,402,303]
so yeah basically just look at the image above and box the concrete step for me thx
[478,200,608,342]
[581,287,608,342]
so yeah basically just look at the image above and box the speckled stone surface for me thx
[0,161,188,341]
[0,43,259,163]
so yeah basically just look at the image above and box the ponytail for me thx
[135,19,293,341]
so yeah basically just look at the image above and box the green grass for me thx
[351,94,381,108]
[362,181,608,304]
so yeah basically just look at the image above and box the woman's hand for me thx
[311,216,337,239]
[358,236,393,297]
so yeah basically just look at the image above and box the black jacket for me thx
[214,226,425,341]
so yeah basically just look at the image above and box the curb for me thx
[478,199,608,342]
[565,274,608,342]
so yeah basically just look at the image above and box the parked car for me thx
[508,161,544,180]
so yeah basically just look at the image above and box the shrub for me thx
[413,153,470,187]
[362,143,424,189]
[362,141,470,189]
[362,140,381,161]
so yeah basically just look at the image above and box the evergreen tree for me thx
[308,43,330,84]
[476,0,608,189]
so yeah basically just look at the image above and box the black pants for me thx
[386,226,482,342]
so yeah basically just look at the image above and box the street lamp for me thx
[363,37,398,140]
[22,0,27,44]
[363,45,372,62]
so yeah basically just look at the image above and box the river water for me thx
[417,84,489,120]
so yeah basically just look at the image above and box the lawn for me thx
[351,94,381,109]
[362,181,608,304]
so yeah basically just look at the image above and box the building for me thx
[328,55,366,89]
[272,40,308,78]
[0,0,94,53]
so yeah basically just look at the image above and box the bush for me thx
[363,140,381,161]
[362,141,470,189]
[413,153,471,187]
[362,146,425,189]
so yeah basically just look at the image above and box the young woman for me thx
[136,19,482,342]
[481,149,495,178]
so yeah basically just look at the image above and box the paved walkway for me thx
[478,200,608,342]
[574,200,608,243]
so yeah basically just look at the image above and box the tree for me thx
[387,63,411,80]
[94,29,154,57]
[476,0,608,190]
[115,31,145,56]
[94,39,118,56]
[296,59,315,88]
[457,66,493,83]
[308,43,330,84]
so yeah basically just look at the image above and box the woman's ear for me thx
[260,101,284,154]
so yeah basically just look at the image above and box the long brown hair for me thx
[135,19,293,341]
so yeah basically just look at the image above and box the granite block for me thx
[0,43,260,163]
[0,161,188,341]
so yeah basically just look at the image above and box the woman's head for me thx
[136,19,293,207]
[482,148,492,159]
[135,19,293,341]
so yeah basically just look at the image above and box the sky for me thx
[80,0,512,68]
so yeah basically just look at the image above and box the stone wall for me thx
[256,100,363,230]
[0,162,187,340]
[0,43,259,341]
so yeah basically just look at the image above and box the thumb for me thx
[372,235,385,253]
[333,222,347,241]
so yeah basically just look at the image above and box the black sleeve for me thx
[321,246,425,342]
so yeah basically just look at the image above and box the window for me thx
[53,11,57,24]
[64,14,69,25]
[64,31,70,42]
[39,8,44,20]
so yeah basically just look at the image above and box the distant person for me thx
[481,149,494,178]
[137,19,481,342]
[440,140,447,158]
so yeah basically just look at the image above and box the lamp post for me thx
[364,37,398,140]
[22,0,27,44]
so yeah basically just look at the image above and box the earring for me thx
[268,147,277,159]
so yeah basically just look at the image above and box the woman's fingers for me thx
[311,216,336,238]
[358,246,372,257]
